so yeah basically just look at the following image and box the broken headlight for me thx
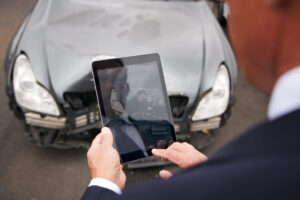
[13,54,60,116]
[192,64,230,121]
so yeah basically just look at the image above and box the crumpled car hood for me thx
[25,0,208,106]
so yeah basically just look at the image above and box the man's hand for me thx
[87,127,126,190]
[152,142,208,179]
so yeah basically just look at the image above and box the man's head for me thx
[227,0,300,94]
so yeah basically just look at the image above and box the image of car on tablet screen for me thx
[4,0,238,164]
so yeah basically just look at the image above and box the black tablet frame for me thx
[92,53,176,162]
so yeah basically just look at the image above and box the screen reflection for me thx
[97,61,175,163]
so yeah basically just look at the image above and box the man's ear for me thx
[266,0,291,9]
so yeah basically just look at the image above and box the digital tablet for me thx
[92,53,176,163]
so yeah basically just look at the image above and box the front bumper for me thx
[23,106,221,149]
[25,105,101,134]
[25,111,221,135]
[22,105,101,148]
[25,113,66,129]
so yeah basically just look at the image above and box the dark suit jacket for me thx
[82,109,300,200]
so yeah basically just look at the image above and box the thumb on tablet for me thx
[91,133,102,147]
[101,127,114,146]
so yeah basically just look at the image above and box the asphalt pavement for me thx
[0,0,269,199]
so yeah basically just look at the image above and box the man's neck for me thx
[268,66,300,120]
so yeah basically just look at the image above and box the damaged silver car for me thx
[5,0,237,153]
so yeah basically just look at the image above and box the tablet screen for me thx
[92,54,176,163]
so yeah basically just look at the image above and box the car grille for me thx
[64,92,188,119]
[64,91,98,110]
[168,95,188,118]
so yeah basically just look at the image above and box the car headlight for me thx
[13,54,60,116]
[192,65,230,121]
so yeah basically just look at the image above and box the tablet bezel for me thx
[92,53,176,143]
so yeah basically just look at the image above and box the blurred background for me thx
[0,0,268,199]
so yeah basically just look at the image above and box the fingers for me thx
[153,147,180,165]
[90,127,114,148]
[119,170,127,190]
[101,127,114,146]
[152,149,168,159]
[91,133,102,147]
[152,149,168,162]
[159,170,173,180]
[169,142,184,150]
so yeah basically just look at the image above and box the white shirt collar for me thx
[268,66,300,120]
